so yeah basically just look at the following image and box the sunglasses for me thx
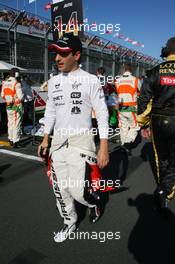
[55,51,73,57]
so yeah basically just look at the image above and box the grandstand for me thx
[0,3,161,84]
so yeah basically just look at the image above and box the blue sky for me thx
[1,0,175,58]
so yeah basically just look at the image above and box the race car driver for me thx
[38,33,109,243]
[137,37,175,211]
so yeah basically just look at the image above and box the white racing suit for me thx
[115,72,141,145]
[1,77,23,143]
[50,134,100,225]
[44,68,109,225]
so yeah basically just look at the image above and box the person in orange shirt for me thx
[114,63,141,154]
[1,68,23,148]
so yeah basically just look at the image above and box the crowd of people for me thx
[82,33,122,52]
[0,6,152,63]
[0,8,50,32]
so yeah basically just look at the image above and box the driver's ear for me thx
[74,51,81,62]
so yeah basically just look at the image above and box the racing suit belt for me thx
[119,106,137,112]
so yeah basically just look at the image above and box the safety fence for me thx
[0,3,161,84]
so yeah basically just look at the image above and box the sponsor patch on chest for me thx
[160,76,175,85]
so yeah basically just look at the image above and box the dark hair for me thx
[97,67,106,75]
[124,63,132,73]
[160,37,175,58]
[72,50,82,65]
[10,68,19,77]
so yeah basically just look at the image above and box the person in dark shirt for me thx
[137,37,175,211]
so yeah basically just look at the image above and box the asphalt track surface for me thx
[0,140,175,264]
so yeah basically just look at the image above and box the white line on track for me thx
[0,149,43,162]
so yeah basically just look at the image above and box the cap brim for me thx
[48,44,72,52]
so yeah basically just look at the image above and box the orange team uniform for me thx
[115,71,141,145]
[1,77,23,143]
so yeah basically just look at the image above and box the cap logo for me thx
[58,40,68,44]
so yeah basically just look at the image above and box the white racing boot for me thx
[53,224,76,243]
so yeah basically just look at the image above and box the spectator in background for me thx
[40,66,59,92]
[115,63,141,155]
[96,67,115,101]
[96,67,118,128]
[1,68,23,148]
[0,8,51,32]
[21,75,34,129]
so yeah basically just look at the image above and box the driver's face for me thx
[55,51,80,73]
